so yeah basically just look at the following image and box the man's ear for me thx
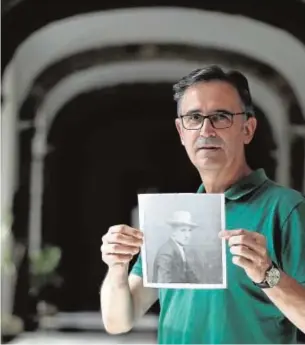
[175,118,185,145]
[243,117,257,145]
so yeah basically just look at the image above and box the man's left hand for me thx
[219,229,272,283]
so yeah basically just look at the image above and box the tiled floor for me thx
[9,331,157,344]
[8,312,158,344]
[7,312,305,344]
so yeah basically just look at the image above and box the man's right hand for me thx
[101,225,143,268]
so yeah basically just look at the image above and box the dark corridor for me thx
[39,82,275,312]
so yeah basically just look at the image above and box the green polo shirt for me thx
[130,169,305,344]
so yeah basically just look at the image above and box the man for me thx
[100,65,305,343]
[152,210,200,284]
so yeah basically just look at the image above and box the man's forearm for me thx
[263,271,305,332]
[101,265,135,334]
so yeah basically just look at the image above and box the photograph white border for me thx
[138,193,227,290]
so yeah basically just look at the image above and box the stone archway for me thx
[3,7,305,237]
[42,82,201,311]
[25,57,295,257]
[40,80,275,311]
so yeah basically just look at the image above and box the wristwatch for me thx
[254,261,281,289]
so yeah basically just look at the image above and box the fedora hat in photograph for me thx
[167,210,198,228]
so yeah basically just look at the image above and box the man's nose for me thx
[199,117,216,137]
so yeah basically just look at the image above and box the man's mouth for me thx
[198,146,221,150]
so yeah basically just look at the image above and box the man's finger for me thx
[220,229,265,243]
[109,225,143,239]
[230,245,261,262]
[228,235,266,257]
[232,255,254,270]
[219,229,251,239]
[108,232,143,247]
[229,235,266,257]
[101,243,140,255]
[103,253,134,264]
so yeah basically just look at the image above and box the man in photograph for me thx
[152,210,200,284]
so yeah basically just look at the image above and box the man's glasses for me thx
[179,111,247,130]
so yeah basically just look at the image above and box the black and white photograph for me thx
[138,193,226,289]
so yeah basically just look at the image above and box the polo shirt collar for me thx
[197,168,268,200]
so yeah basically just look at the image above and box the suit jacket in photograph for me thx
[152,238,201,284]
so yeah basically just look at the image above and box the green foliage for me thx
[29,245,61,276]
[1,221,25,275]
[1,216,63,296]
[29,245,62,296]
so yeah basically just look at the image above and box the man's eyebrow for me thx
[182,108,232,116]
[213,108,232,113]
[182,109,202,116]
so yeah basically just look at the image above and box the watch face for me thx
[267,267,281,287]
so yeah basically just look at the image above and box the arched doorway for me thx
[42,82,275,312]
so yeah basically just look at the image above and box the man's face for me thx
[175,81,256,171]
[173,225,193,246]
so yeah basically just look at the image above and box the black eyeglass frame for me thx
[178,111,251,130]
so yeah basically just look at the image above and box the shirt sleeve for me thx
[129,252,143,277]
[281,200,305,285]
